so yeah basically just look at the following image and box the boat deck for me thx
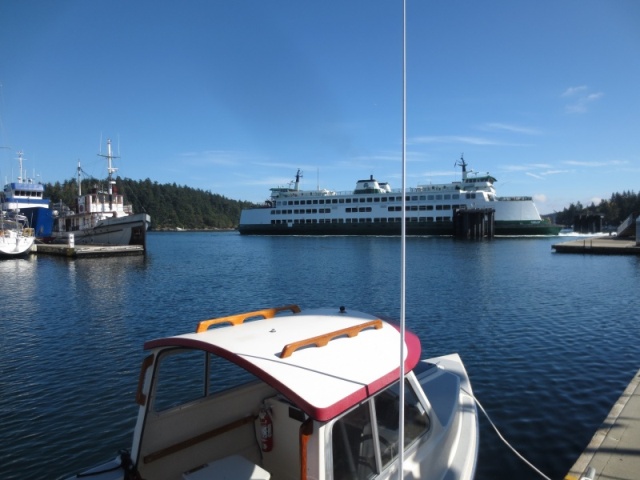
[567,368,640,480]
[32,243,144,257]
[552,236,640,255]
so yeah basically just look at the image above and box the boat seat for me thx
[182,454,270,480]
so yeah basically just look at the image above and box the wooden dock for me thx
[33,243,144,258]
[552,236,640,255]
[566,368,640,480]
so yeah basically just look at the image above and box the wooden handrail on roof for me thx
[196,304,301,333]
[280,319,382,358]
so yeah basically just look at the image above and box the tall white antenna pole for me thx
[398,0,407,477]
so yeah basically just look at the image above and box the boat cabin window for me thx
[331,379,430,479]
[152,348,256,413]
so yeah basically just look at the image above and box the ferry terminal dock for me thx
[566,368,640,480]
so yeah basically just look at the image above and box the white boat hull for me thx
[52,213,150,247]
[0,235,34,257]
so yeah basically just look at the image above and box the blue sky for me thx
[1,0,638,214]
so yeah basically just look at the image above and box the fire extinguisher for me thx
[259,407,273,452]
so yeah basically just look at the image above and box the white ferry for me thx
[239,159,561,236]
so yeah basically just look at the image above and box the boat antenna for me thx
[97,138,119,210]
[294,169,303,192]
[398,0,407,476]
[77,160,82,196]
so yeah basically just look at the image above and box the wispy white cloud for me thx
[480,123,542,135]
[526,172,544,180]
[562,85,603,114]
[411,135,504,146]
[564,159,627,167]
[561,85,588,97]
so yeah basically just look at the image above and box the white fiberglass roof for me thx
[144,307,421,421]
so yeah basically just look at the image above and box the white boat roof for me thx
[144,306,421,421]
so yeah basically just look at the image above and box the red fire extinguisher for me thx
[259,407,273,452]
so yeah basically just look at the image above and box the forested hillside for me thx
[44,177,258,230]
[553,191,640,227]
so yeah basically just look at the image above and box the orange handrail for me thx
[280,319,382,358]
[196,304,301,333]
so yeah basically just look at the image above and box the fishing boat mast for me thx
[98,139,119,210]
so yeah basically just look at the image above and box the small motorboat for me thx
[68,305,478,480]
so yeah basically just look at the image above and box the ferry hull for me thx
[238,219,561,236]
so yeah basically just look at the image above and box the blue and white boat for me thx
[1,151,54,240]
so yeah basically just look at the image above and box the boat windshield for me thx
[330,378,430,479]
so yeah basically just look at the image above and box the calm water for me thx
[1,232,639,479]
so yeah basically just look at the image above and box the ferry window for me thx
[346,198,352,203]
[418,205,426,211]
[426,217,433,222]
[427,195,434,201]
[427,205,433,211]
[319,200,324,204]
[436,195,443,200]
[443,205,451,210]
[444,194,451,200]
[436,205,442,211]
[381,197,387,202]
[313,200,318,204]
[411,196,417,201]
[374,197,380,202]
[338,199,344,204]
[367,197,372,203]
[419,196,426,201]
[359,198,366,203]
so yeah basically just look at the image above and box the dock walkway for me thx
[33,243,144,257]
[552,236,640,255]
[567,368,640,480]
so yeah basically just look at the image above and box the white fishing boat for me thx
[1,151,54,240]
[67,304,478,480]
[238,158,561,236]
[51,139,150,249]
[0,212,35,257]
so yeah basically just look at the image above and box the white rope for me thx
[464,388,553,480]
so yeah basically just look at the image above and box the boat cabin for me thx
[71,305,478,480]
